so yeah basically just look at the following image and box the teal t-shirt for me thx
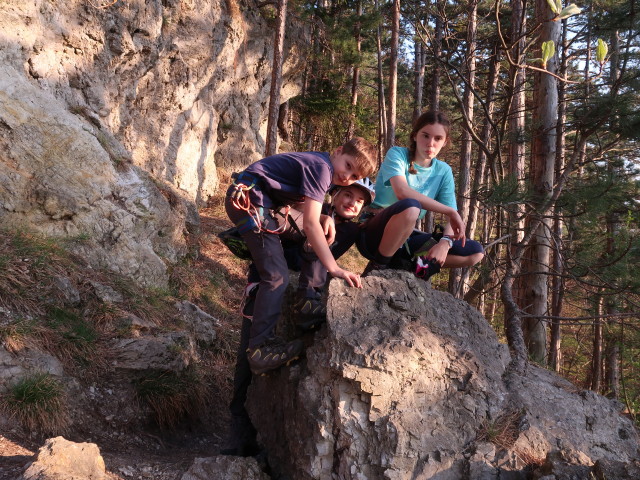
[371,146,457,219]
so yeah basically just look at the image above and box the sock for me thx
[373,252,392,265]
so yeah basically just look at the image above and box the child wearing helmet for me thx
[293,178,376,318]
[223,179,375,457]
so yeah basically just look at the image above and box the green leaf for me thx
[596,38,608,64]
[556,3,582,20]
[541,40,556,69]
[546,0,561,14]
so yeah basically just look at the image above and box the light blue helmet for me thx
[330,178,375,205]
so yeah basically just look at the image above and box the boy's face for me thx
[331,148,362,186]
[333,186,366,219]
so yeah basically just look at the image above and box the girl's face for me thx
[412,123,448,162]
[332,187,366,219]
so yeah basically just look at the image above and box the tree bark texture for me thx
[520,0,562,365]
[385,0,400,151]
[413,38,426,123]
[429,0,444,111]
[265,0,288,156]
[449,0,478,299]
[346,0,362,140]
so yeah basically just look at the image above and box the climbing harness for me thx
[229,172,291,235]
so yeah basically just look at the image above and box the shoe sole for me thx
[250,354,300,376]
[296,318,326,332]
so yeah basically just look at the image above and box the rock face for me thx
[0,0,305,286]
[0,0,303,203]
[248,271,639,479]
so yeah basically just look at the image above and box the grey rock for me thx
[247,271,640,480]
[111,332,197,372]
[175,300,219,345]
[89,281,124,304]
[52,276,81,306]
[0,346,64,394]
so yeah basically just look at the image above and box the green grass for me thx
[0,372,69,435]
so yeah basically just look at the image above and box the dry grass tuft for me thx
[0,228,180,377]
[134,368,207,430]
[476,408,523,450]
[0,372,69,436]
[0,229,74,318]
[513,448,546,469]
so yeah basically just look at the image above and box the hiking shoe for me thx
[293,292,327,331]
[247,336,304,375]
[239,282,259,319]
[414,256,441,281]
[362,260,390,276]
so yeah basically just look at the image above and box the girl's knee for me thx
[397,205,420,222]
[467,252,484,266]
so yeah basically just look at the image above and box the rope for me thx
[230,177,290,235]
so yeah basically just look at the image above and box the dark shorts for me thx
[356,198,484,262]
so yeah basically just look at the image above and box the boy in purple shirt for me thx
[225,137,377,375]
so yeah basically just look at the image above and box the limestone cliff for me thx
[0,0,306,286]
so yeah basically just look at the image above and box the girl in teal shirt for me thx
[359,111,484,278]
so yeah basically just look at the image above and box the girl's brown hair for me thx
[408,111,451,174]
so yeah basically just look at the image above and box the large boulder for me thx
[248,270,639,479]
[181,456,270,480]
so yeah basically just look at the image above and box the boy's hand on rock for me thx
[331,268,362,288]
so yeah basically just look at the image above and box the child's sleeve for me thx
[378,147,408,187]
[300,163,332,203]
[434,165,458,210]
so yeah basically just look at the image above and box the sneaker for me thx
[414,256,441,281]
[362,260,390,276]
[247,336,304,375]
[239,282,259,319]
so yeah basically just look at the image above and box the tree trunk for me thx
[520,0,561,365]
[461,44,500,299]
[429,0,444,110]
[449,0,478,298]
[605,342,620,399]
[508,0,528,310]
[413,37,426,123]
[265,0,288,156]
[590,295,604,392]
[468,44,500,241]
[376,0,386,164]
[346,0,363,140]
[385,0,400,151]
[549,19,568,373]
